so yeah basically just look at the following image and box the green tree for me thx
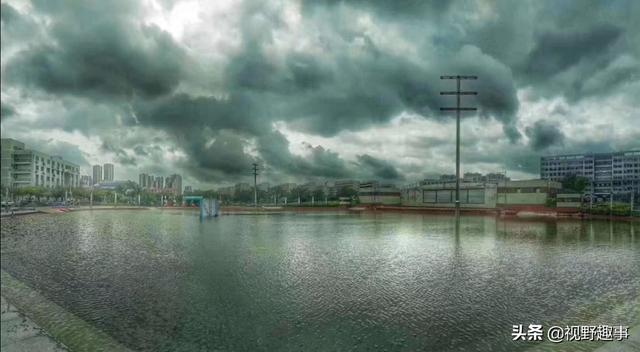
[336,186,358,199]
[202,189,218,199]
[312,188,325,204]
[14,187,27,202]
[562,174,590,193]
[71,187,89,203]
[27,186,46,203]
[50,187,65,201]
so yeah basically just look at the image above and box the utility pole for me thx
[610,192,613,216]
[440,75,478,219]
[252,163,259,208]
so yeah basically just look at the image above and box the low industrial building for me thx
[399,179,562,209]
[496,179,562,207]
[401,182,497,209]
[556,193,584,208]
[358,181,401,205]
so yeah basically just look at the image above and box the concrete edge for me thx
[1,270,132,352]
[1,294,68,351]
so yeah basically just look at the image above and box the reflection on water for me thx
[1,211,638,352]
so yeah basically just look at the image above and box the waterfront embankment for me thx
[1,295,67,352]
[1,270,131,352]
[2,204,638,221]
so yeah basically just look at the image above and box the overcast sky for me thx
[1,0,639,188]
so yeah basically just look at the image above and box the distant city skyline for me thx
[1,0,639,189]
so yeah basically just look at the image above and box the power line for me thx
[440,75,478,219]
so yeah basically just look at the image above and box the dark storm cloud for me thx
[524,24,622,79]
[1,3,38,43]
[131,94,270,178]
[462,1,640,102]
[519,23,632,101]
[525,120,565,151]
[256,130,353,179]
[181,130,256,178]
[2,0,521,183]
[101,139,138,166]
[2,0,639,184]
[356,154,403,180]
[133,145,148,156]
[464,146,542,175]
[301,0,453,18]
[132,94,266,136]
[4,0,186,99]
[1,103,16,121]
[443,46,521,141]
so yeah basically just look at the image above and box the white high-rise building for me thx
[166,174,183,195]
[92,165,103,185]
[103,163,114,182]
[139,173,148,188]
[1,138,80,189]
[154,176,164,189]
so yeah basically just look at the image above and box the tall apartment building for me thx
[80,175,92,188]
[541,151,640,194]
[1,138,80,189]
[234,183,251,193]
[139,173,148,188]
[165,174,183,195]
[154,176,164,189]
[103,163,114,182]
[92,164,103,185]
[170,174,182,195]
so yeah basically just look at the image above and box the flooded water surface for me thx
[1,210,638,351]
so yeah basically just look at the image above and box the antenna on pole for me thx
[440,75,478,219]
[252,163,259,208]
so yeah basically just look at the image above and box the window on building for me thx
[467,189,485,204]
[423,190,436,203]
[436,190,452,203]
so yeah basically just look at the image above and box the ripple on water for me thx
[1,211,639,352]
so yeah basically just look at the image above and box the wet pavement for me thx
[1,295,67,352]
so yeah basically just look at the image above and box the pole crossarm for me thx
[440,75,478,80]
[440,91,477,95]
[439,74,478,219]
[440,107,477,111]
